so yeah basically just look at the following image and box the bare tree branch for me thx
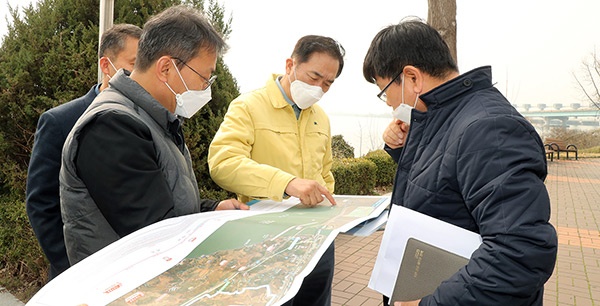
[574,50,600,110]
[573,72,600,109]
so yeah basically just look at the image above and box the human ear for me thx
[285,58,294,76]
[403,65,423,94]
[98,57,111,75]
[155,56,173,83]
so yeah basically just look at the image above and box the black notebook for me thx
[390,237,469,303]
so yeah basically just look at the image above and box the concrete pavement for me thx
[332,158,600,305]
[0,287,24,306]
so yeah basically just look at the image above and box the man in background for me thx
[25,23,142,280]
[208,35,345,306]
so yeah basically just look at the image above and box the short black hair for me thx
[363,17,458,84]
[135,5,227,72]
[98,24,142,59]
[292,35,346,78]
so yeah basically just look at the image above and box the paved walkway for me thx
[332,158,600,306]
[6,159,599,305]
[0,287,25,306]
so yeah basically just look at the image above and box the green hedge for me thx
[364,149,396,186]
[0,194,45,301]
[332,158,377,195]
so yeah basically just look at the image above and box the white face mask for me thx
[289,68,325,109]
[164,59,212,118]
[392,74,419,124]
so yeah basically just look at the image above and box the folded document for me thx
[369,205,482,299]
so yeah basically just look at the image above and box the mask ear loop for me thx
[401,74,405,105]
[164,82,177,96]
[288,61,298,84]
[413,90,420,107]
[293,68,298,83]
[103,58,119,79]
[401,73,420,108]
[170,59,190,91]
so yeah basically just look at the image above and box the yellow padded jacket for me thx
[208,74,334,203]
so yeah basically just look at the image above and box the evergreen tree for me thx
[0,0,239,196]
[332,134,355,159]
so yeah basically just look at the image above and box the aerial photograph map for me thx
[109,196,388,306]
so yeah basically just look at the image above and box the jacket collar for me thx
[109,69,179,132]
[267,74,293,109]
[267,74,318,117]
[421,66,493,109]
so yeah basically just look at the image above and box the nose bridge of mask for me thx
[294,67,323,95]
[171,59,190,91]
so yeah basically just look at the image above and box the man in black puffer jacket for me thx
[363,18,557,306]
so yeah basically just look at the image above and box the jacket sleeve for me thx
[199,199,219,212]
[422,116,557,305]
[384,144,402,162]
[25,111,71,275]
[208,99,295,202]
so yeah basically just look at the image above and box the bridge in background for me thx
[516,103,599,129]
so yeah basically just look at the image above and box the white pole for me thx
[97,0,114,83]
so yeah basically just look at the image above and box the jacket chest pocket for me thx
[304,130,329,163]
[303,122,330,175]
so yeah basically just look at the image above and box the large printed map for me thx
[27,196,389,306]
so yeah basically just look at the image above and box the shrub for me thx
[582,145,600,154]
[332,158,377,195]
[364,149,396,186]
[0,193,45,301]
[332,134,355,158]
[547,127,600,149]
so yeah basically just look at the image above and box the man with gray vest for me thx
[60,5,248,265]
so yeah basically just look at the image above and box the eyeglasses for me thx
[172,57,217,90]
[376,71,402,103]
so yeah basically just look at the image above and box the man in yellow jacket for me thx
[208,35,345,306]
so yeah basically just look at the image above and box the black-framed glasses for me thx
[172,57,217,90]
[376,71,402,103]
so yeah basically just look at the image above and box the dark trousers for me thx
[282,243,335,306]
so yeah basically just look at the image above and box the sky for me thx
[1,0,600,153]
[217,0,600,116]
[2,0,600,116]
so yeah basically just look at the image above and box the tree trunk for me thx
[427,0,457,65]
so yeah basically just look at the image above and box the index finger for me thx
[318,185,337,205]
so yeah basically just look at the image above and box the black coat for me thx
[25,85,98,279]
[389,67,557,305]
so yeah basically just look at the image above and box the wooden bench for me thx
[545,138,578,160]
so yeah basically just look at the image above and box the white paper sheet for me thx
[368,205,482,297]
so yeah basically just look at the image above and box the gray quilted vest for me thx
[60,87,200,265]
